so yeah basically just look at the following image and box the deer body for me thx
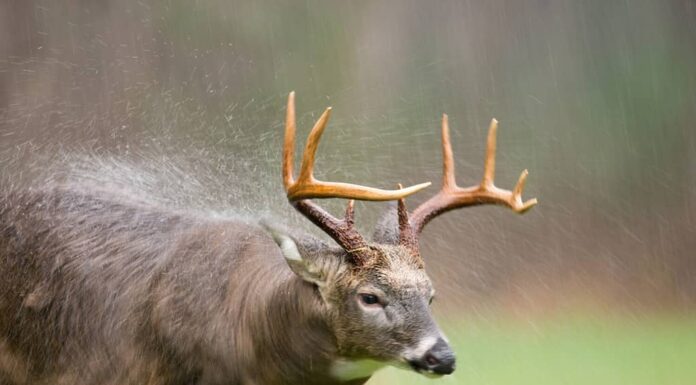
[0,187,356,385]
[0,92,536,385]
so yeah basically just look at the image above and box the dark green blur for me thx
[1,1,694,383]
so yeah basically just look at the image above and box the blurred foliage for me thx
[1,0,695,313]
[372,315,696,385]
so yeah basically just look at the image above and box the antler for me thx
[408,114,537,235]
[283,92,430,201]
[283,92,431,262]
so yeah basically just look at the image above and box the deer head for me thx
[270,92,537,379]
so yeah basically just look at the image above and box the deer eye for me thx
[358,293,381,307]
[429,296,435,305]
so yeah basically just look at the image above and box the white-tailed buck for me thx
[0,92,536,385]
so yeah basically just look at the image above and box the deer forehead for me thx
[349,248,432,294]
[365,244,423,267]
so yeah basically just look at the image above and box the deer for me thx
[0,92,536,385]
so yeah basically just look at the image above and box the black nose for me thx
[409,338,456,375]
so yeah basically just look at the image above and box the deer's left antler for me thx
[406,115,538,236]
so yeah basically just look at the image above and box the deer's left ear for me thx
[262,222,333,286]
[275,232,326,285]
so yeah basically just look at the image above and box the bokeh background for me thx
[1,1,695,384]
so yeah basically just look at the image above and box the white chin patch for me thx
[331,336,443,381]
[331,359,387,381]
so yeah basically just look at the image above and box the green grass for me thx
[369,314,696,385]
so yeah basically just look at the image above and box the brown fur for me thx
[0,185,444,385]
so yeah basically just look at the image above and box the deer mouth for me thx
[403,336,456,377]
[407,359,449,378]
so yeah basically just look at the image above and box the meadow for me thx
[370,314,696,385]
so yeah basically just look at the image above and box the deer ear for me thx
[371,202,399,245]
[261,222,328,285]
[278,233,327,285]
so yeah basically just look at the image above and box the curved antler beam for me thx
[283,91,431,202]
[409,115,538,234]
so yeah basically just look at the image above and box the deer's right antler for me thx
[283,92,431,263]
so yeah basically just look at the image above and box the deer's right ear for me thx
[261,222,327,286]
[371,202,399,245]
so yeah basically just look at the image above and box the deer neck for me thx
[241,266,357,385]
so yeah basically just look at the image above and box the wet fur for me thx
[0,186,370,385]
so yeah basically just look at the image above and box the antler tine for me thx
[283,92,431,202]
[513,169,538,213]
[296,106,332,184]
[441,114,457,190]
[409,116,537,234]
[344,200,355,226]
[482,118,498,188]
[283,91,297,189]
[481,118,538,212]
[396,184,420,257]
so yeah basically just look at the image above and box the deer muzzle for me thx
[405,336,456,376]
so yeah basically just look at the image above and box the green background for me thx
[1,1,695,383]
